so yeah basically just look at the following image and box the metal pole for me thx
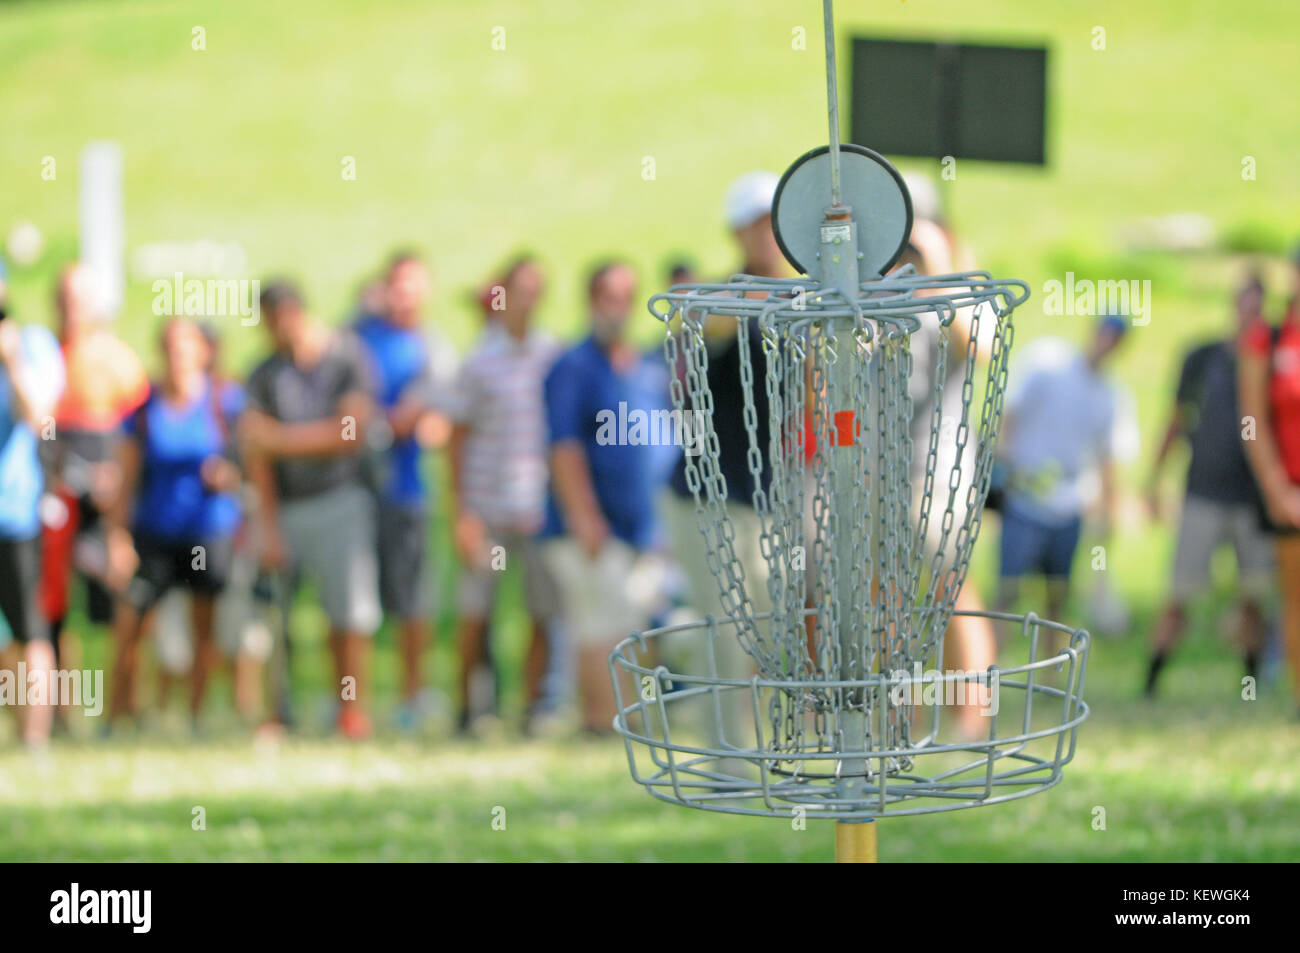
[835,820,878,862]
[828,315,868,815]
[818,0,872,854]
[822,0,843,208]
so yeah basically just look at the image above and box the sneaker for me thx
[525,705,576,740]
[395,688,447,735]
[320,699,340,733]
[466,712,504,742]
[395,702,420,735]
[255,719,288,745]
[337,707,372,740]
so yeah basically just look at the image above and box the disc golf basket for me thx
[608,0,1089,861]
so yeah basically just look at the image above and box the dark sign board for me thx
[850,38,1048,165]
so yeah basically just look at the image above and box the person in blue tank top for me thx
[354,251,457,730]
[105,318,244,726]
[0,262,67,748]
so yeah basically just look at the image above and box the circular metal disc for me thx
[772,144,913,280]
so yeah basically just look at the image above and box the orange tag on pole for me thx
[833,410,858,447]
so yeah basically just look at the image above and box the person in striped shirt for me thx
[448,256,562,733]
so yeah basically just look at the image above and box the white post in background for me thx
[79,141,125,321]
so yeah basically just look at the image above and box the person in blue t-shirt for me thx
[540,260,673,732]
[354,251,456,728]
[0,272,67,748]
[105,318,244,725]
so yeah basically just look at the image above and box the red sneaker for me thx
[337,707,372,740]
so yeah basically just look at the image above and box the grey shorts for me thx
[281,483,382,635]
[1171,495,1275,602]
[377,501,431,621]
[458,528,558,621]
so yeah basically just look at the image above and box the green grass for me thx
[0,688,1295,862]
[1,0,1299,860]
[2,597,1297,862]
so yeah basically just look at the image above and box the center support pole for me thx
[822,0,843,206]
[822,0,878,864]
[820,199,872,853]
[835,820,878,863]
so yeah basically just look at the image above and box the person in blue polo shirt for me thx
[354,251,457,731]
[106,318,244,727]
[540,260,673,733]
[0,258,66,748]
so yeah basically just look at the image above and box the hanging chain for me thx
[657,268,1025,770]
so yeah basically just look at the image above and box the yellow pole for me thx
[834,821,877,862]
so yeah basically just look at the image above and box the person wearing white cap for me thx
[661,172,789,755]
[722,170,785,279]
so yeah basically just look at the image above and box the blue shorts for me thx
[999,503,1082,580]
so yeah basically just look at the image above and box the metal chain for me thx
[655,274,1024,766]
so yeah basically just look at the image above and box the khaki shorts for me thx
[1171,495,1275,601]
[658,491,760,756]
[457,528,558,621]
[542,537,669,648]
[659,489,772,624]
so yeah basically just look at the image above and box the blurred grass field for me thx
[0,0,1298,860]
[2,621,1297,861]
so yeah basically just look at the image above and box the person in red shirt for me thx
[1239,250,1300,709]
[40,264,149,666]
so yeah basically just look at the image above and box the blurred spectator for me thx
[449,257,560,733]
[105,318,244,727]
[470,252,539,343]
[40,263,149,665]
[656,172,783,761]
[661,172,782,634]
[995,316,1129,642]
[241,281,381,738]
[1239,247,1300,711]
[150,322,269,723]
[200,321,271,720]
[897,221,998,736]
[665,257,697,287]
[1144,276,1272,696]
[357,278,387,319]
[903,172,977,272]
[540,261,671,732]
[354,251,457,731]
[0,256,66,747]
